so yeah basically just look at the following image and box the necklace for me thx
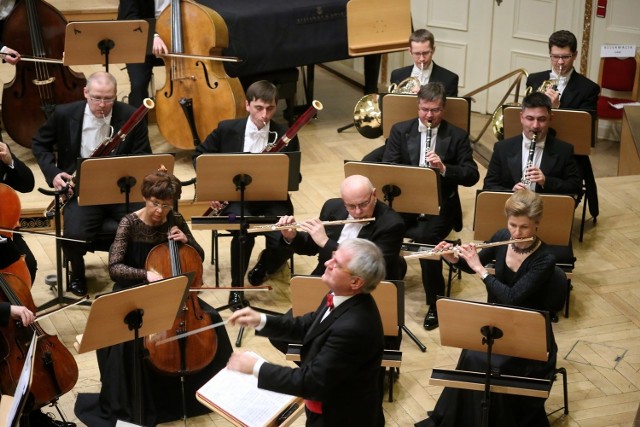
[510,236,539,255]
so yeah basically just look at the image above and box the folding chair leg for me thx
[579,194,588,242]
[564,278,572,318]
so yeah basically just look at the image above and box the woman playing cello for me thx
[74,169,232,426]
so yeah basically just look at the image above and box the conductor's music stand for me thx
[435,298,550,427]
[64,20,149,72]
[195,153,291,346]
[75,275,191,425]
[344,161,442,352]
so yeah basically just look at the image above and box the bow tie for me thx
[249,129,268,138]
[326,294,334,310]
[524,139,545,150]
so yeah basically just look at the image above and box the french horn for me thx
[353,76,422,139]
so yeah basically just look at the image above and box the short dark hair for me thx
[141,170,182,202]
[245,80,278,103]
[521,92,552,113]
[417,81,447,108]
[409,29,435,47]
[548,30,577,53]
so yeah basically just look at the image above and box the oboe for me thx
[521,131,537,185]
[423,121,432,167]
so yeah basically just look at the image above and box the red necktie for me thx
[326,294,334,310]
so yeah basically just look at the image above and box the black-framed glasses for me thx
[344,192,374,211]
[88,96,116,104]
[549,54,573,62]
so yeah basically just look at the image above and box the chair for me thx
[473,191,576,318]
[597,52,640,123]
[288,276,402,401]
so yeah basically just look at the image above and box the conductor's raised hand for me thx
[227,307,261,328]
[227,351,258,375]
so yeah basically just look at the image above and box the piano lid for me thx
[196,0,349,77]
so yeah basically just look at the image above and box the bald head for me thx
[340,175,376,218]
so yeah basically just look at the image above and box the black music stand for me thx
[75,275,190,425]
[64,20,149,72]
[195,153,291,346]
[436,298,550,427]
[344,161,441,352]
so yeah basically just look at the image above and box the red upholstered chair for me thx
[597,53,640,121]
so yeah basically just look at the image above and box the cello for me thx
[1,0,86,148]
[155,0,246,150]
[144,212,217,420]
[0,183,32,286]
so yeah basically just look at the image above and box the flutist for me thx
[32,71,152,296]
[484,92,581,195]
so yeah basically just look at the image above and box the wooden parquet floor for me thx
[1,58,639,426]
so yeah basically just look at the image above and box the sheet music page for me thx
[197,354,297,427]
[6,333,37,426]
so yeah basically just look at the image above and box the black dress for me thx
[75,213,233,426]
[417,229,558,427]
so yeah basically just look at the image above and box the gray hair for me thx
[341,238,385,294]
[86,71,117,92]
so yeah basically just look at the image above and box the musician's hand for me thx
[277,215,297,242]
[228,307,261,328]
[146,270,164,282]
[10,305,34,326]
[227,351,258,375]
[426,152,446,175]
[1,47,20,65]
[168,226,187,244]
[456,243,483,272]
[435,241,457,264]
[544,87,561,108]
[152,36,168,56]
[209,200,227,213]
[512,182,528,192]
[0,142,12,165]
[524,166,545,187]
[298,218,329,248]
[53,172,74,194]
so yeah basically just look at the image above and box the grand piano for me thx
[196,0,383,104]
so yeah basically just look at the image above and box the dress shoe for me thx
[423,307,439,330]
[228,291,244,310]
[67,278,87,297]
[247,252,268,286]
[550,311,559,323]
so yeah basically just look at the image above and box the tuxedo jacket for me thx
[193,117,299,159]
[32,101,151,187]
[390,62,459,97]
[527,70,600,112]
[1,152,34,193]
[288,199,405,280]
[117,0,155,20]
[257,293,384,426]
[483,134,582,195]
[0,302,9,327]
[382,119,479,230]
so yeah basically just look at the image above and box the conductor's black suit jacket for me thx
[287,199,406,280]
[257,292,384,426]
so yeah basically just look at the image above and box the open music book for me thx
[196,353,301,427]
[0,333,37,427]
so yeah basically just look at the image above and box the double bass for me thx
[155,0,246,150]
[2,0,86,148]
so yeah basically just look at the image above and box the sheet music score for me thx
[197,353,298,427]
[6,333,37,426]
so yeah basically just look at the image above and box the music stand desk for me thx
[344,161,440,215]
[64,20,149,70]
[76,154,174,207]
[346,0,410,56]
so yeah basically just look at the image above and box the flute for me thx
[246,217,374,234]
[403,237,534,260]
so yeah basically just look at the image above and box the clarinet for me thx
[423,121,432,167]
[521,131,537,185]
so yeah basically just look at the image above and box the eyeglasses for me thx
[88,96,116,104]
[344,192,374,211]
[549,54,573,62]
[148,200,173,211]
[411,50,433,57]
[419,107,443,115]
[330,251,352,275]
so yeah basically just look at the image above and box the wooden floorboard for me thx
[1,50,639,426]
